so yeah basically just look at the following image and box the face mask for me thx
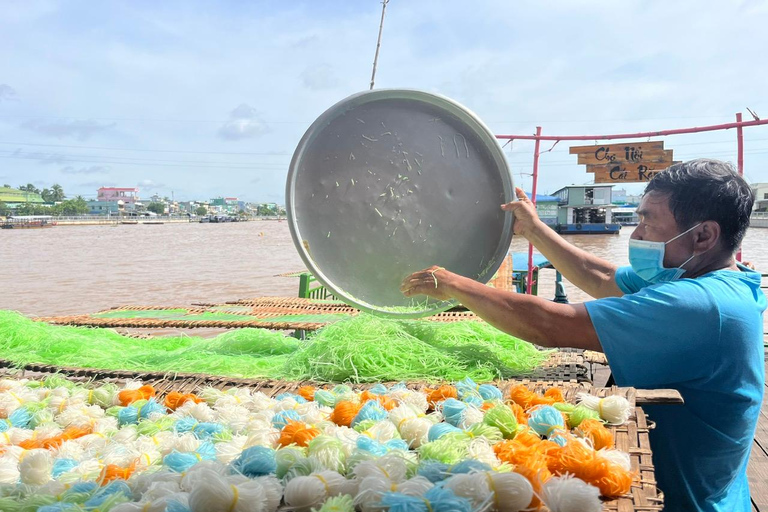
[628,223,702,283]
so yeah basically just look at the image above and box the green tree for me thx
[15,203,37,216]
[18,184,41,195]
[50,184,65,202]
[58,197,89,215]
[2,184,10,188]
[41,188,53,202]
[0,201,8,216]
[147,202,165,214]
[195,206,208,216]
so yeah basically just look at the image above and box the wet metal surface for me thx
[286,89,514,317]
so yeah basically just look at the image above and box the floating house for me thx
[550,184,621,234]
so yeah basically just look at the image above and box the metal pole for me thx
[494,117,768,142]
[736,112,744,262]
[527,127,542,294]
[369,0,389,90]
[553,270,569,303]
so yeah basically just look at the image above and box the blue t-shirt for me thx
[584,265,765,512]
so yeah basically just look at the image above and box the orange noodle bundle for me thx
[510,403,528,425]
[118,385,156,406]
[297,385,316,402]
[424,385,458,409]
[99,461,136,484]
[547,436,633,497]
[494,437,554,509]
[359,390,397,411]
[278,421,321,447]
[164,391,203,410]
[20,425,91,450]
[507,385,564,410]
[329,401,362,427]
[575,418,614,450]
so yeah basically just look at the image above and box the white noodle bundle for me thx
[172,401,215,422]
[283,470,358,512]
[576,393,632,425]
[187,466,281,512]
[443,471,533,512]
[19,448,53,485]
[540,475,601,512]
[213,403,251,434]
[387,388,428,412]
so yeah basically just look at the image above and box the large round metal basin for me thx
[286,89,514,318]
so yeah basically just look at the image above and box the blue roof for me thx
[509,252,551,271]
[525,192,559,202]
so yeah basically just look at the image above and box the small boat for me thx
[1,219,56,229]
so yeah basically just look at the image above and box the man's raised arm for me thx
[504,188,623,299]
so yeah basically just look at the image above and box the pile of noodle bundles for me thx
[0,311,550,382]
[0,374,636,511]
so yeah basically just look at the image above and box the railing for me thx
[297,273,337,300]
[751,212,768,220]
[51,215,193,222]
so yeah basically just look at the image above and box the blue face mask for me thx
[628,223,702,283]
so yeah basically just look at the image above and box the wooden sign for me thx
[570,140,675,183]
[578,149,673,166]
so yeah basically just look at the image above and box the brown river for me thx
[2,221,767,318]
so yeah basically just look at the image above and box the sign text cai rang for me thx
[569,141,678,183]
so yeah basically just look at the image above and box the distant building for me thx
[86,200,139,215]
[751,183,768,212]
[527,192,559,226]
[0,187,45,209]
[550,184,620,234]
[98,187,139,205]
[210,197,240,214]
[612,207,639,225]
[612,188,628,204]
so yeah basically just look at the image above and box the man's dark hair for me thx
[644,159,754,253]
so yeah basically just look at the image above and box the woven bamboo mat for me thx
[0,362,663,511]
[36,298,479,330]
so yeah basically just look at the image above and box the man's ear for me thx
[694,220,721,253]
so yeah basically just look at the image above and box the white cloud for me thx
[138,179,165,191]
[217,104,270,141]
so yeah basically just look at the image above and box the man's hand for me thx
[400,266,457,301]
[501,187,542,237]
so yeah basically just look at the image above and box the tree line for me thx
[0,183,89,216]
[7,183,66,203]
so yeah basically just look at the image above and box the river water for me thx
[2,221,767,317]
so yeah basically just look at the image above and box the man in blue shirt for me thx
[402,159,765,511]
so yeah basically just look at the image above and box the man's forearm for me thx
[524,220,621,299]
[444,274,603,352]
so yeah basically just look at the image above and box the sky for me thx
[1,0,767,204]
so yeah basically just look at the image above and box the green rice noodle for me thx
[0,310,550,383]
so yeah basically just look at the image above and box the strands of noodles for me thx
[0,311,550,382]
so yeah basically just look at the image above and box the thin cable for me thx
[0,141,291,156]
[0,155,288,170]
